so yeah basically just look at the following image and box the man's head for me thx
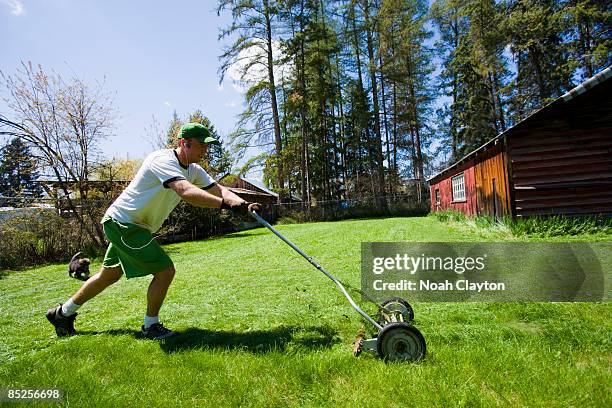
[177,123,219,164]
[178,123,219,145]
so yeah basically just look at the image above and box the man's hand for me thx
[220,198,248,214]
[248,202,262,214]
[220,199,262,215]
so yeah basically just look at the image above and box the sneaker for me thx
[46,305,77,337]
[141,323,176,340]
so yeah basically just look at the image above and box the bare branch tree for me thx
[0,61,116,247]
[143,114,167,151]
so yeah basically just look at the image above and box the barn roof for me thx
[428,66,612,183]
[242,178,279,197]
[225,187,276,198]
[218,173,301,202]
[218,173,278,198]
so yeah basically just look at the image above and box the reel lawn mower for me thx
[249,211,426,362]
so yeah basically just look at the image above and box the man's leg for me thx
[140,265,176,340]
[146,265,175,318]
[46,265,123,337]
[73,265,124,304]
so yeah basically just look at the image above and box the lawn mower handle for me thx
[249,210,383,331]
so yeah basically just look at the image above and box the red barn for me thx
[429,67,612,218]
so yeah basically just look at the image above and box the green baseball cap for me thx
[178,123,220,145]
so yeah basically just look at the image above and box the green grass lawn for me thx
[1,216,610,407]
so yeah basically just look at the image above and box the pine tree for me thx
[378,0,435,192]
[432,0,507,158]
[563,0,612,80]
[0,138,43,206]
[218,0,286,202]
[431,0,466,162]
[504,0,575,121]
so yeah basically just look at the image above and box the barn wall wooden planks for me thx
[473,148,511,218]
[509,78,612,217]
[430,164,478,216]
[429,68,612,218]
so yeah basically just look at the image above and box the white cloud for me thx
[224,101,237,108]
[226,39,292,93]
[1,0,25,15]
[164,101,172,107]
[217,84,224,92]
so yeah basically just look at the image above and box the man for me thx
[46,123,261,340]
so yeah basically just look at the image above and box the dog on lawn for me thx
[68,252,90,281]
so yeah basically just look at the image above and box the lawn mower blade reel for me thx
[378,297,415,325]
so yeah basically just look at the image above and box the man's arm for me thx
[206,183,246,206]
[168,180,261,213]
[168,179,223,208]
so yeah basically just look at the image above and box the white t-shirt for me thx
[105,149,216,232]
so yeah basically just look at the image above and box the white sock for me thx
[144,315,159,329]
[61,298,81,317]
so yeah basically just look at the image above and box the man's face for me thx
[185,138,208,163]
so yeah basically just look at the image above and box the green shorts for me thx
[101,215,173,279]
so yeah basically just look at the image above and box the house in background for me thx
[429,66,612,219]
[218,174,280,205]
[218,174,281,222]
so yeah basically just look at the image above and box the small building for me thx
[218,174,281,222]
[428,67,612,218]
[218,174,279,204]
[218,175,301,204]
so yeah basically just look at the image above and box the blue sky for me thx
[0,0,243,160]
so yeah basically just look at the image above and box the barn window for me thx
[435,188,440,204]
[451,173,466,202]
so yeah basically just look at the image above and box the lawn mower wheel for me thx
[377,322,426,362]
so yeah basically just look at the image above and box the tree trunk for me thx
[392,82,398,173]
[451,15,459,159]
[406,50,424,188]
[297,0,308,204]
[263,0,284,203]
[363,0,385,197]
[336,55,349,199]
[378,49,392,195]
[493,70,506,131]
[350,4,367,196]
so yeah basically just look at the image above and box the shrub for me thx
[507,215,612,237]
[158,202,236,242]
[277,217,298,225]
[431,210,611,237]
[431,209,467,223]
[278,198,429,223]
[0,209,102,270]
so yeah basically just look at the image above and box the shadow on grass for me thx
[78,329,141,337]
[78,325,340,354]
[160,325,339,354]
